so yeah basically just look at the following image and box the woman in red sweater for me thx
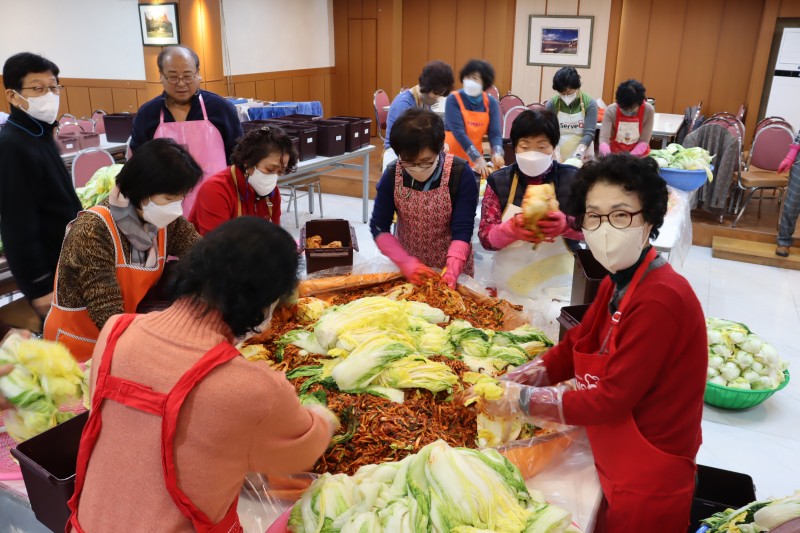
[484,155,707,531]
[189,126,298,235]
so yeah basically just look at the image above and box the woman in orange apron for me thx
[68,217,336,531]
[43,139,203,361]
[599,79,655,156]
[444,59,505,178]
[485,155,707,531]
[190,126,298,235]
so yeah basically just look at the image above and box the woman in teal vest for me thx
[544,67,598,163]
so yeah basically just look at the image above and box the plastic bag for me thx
[238,472,319,533]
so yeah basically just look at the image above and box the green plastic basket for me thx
[704,370,790,410]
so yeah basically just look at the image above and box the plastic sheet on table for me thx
[238,472,318,533]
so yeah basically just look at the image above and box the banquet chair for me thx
[78,118,95,133]
[527,102,547,112]
[92,110,107,134]
[737,104,746,122]
[373,90,390,140]
[684,122,740,221]
[71,148,114,188]
[675,101,703,144]
[499,94,525,118]
[59,113,78,125]
[503,106,527,139]
[731,123,794,228]
[487,85,500,102]
[58,122,84,135]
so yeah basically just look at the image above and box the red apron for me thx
[154,93,227,213]
[610,102,650,156]
[43,207,166,362]
[444,92,490,168]
[394,153,474,276]
[67,314,243,533]
[573,248,695,531]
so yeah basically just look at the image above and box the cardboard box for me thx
[300,219,359,273]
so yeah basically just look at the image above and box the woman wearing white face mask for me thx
[189,126,297,235]
[482,155,706,532]
[44,139,203,361]
[444,59,505,178]
[544,67,598,162]
[370,109,479,288]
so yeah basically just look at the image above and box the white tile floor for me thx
[286,193,800,500]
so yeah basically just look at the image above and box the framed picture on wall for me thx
[527,15,594,68]
[139,3,180,46]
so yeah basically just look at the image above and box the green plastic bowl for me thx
[704,370,790,410]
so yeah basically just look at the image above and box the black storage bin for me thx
[313,120,347,157]
[689,465,756,532]
[329,116,372,149]
[241,119,292,134]
[11,411,89,533]
[103,113,136,142]
[571,248,609,305]
[556,304,590,341]
[300,219,359,273]
[280,113,322,123]
[281,123,318,161]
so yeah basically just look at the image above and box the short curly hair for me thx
[419,60,455,95]
[566,154,668,240]
[231,126,298,174]
[459,59,495,91]
[168,216,300,338]
[552,67,581,93]
[615,79,646,109]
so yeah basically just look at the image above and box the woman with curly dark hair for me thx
[68,217,337,532]
[189,126,298,235]
[482,155,707,531]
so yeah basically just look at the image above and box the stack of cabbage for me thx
[701,490,800,532]
[649,143,714,181]
[288,439,573,533]
[75,164,123,209]
[706,318,788,390]
[0,334,85,442]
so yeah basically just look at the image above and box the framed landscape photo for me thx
[527,15,594,68]
[139,3,180,46]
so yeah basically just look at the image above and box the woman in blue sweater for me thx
[444,59,504,179]
[370,109,479,289]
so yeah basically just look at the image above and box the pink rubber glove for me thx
[778,143,799,175]
[630,141,649,157]
[441,240,471,289]
[500,358,551,387]
[375,233,435,285]
[536,211,567,242]
[599,142,611,156]
[485,214,541,249]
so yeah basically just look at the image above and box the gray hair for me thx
[157,45,200,73]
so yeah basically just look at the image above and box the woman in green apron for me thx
[545,67,598,163]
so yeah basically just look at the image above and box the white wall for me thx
[220,0,334,76]
[0,0,146,80]
[511,0,612,105]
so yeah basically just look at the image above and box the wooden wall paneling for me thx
[482,0,511,94]
[362,0,378,18]
[428,0,458,70]
[309,75,326,110]
[779,0,800,16]
[331,0,350,116]
[89,88,115,115]
[205,80,228,97]
[641,0,689,113]
[275,78,294,102]
[747,0,781,144]
[348,19,365,115]
[707,0,764,117]
[65,86,92,119]
[234,81,257,99]
[201,0,225,83]
[362,18,378,131]
[255,79,276,102]
[349,0,364,18]
[603,0,624,104]
[376,0,395,96]
[0,82,7,114]
[671,0,724,116]
[614,0,652,88]
[324,73,333,116]
[402,0,430,88]
[292,77,311,102]
[57,92,70,118]
[502,0,517,98]
[454,0,487,78]
[136,89,150,109]
[112,88,138,113]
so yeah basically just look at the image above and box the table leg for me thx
[362,152,370,223]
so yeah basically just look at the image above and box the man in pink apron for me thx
[130,45,243,211]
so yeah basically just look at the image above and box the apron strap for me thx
[229,165,243,218]
[608,247,658,353]
[197,93,209,121]
[410,85,423,107]
[159,107,165,125]
[505,173,519,214]
[453,91,468,113]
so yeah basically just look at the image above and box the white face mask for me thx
[462,78,483,98]
[583,223,650,273]
[561,93,577,106]
[141,198,183,228]
[516,150,553,177]
[405,157,439,182]
[248,168,278,197]
[16,91,60,124]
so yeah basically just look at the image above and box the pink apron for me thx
[153,93,227,212]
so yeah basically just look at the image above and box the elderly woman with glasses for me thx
[481,155,707,532]
[369,108,479,288]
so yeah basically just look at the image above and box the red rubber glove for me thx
[630,141,649,157]
[778,143,799,175]
[441,240,471,289]
[536,211,568,242]
[375,233,435,285]
[599,142,611,156]
[485,213,541,250]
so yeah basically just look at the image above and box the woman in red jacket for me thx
[483,155,707,532]
[189,126,297,235]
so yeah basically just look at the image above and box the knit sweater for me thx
[599,103,655,146]
[74,299,332,531]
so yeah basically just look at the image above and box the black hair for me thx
[615,79,646,109]
[116,138,203,207]
[419,60,455,95]
[231,126,298,174]
[389,108,445,160]
[552,67,581,93]
[157,45,201,73]
[510,108,560,149]
[566,154,668,239]
[2,52,60,92]
[459,59,495,90]
[168,217,299,338]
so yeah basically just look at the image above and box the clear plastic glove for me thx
[485,213,542,249]
[441,240,471,289]
[630,141,649,157]
[536,211,567,241]
[778,144,799,175]
[472,157,491,179]
[482,381,570,427]
[572,144,587,160]
[599,142,611,156]
[305,403,341,437]
[501,358,551,387]
[491,151,505,171]
[375,233,436,285]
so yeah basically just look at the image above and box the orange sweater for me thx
[74,299,331,530]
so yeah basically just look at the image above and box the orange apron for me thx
[444,91,490,168]
[43,207,166,362]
